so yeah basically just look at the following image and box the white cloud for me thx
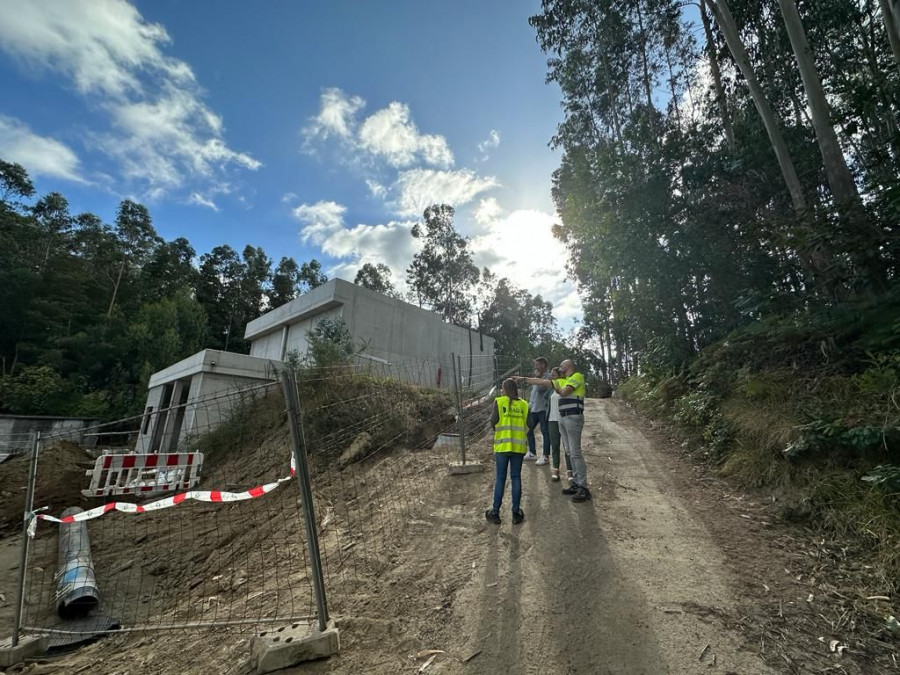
[0,0,259,197]
[469,208,580,321]
[302,88,366,143]
[358,102,453,168]
[187,192,218,211]
[365,179,386,198]
[0,115,83,183]
[477,129,500,160]
[281,192,299,204]
[392,168,499,217]
[474,197,503,224]
[291,199,418,283]
[289,198,581,322]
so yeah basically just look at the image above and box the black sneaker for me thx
[512,509,525,524]
[485,509,501,524]
[561,484,579,495]
[571,486,592,502]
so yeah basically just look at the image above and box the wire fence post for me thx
[451,353,468,465]
[280,368,329,632]
[12,432,40,648]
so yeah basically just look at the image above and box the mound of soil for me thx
[0,442,94,532]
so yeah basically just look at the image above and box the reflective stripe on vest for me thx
[494,396,529,454]
[558,397,584,416]
[558,372,586,416]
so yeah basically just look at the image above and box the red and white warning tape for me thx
[28,453,297,537]
[462,386,497,410]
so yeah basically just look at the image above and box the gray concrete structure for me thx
[245,278,494,388]
[0,415,100,462]
[249,619,340,672]
[137,278,495,452]
[135,349,280,454]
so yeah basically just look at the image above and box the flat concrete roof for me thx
[244,277,485,341]
[148,349,280,388]
[244,279,344,341]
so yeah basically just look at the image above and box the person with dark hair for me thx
[485,378,529,525]
[524,357,552,464]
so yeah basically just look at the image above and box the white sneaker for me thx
[535,456,548,465]
[524,452,537,461]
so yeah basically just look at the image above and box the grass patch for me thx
[619,289,900,589]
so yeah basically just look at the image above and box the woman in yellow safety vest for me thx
[486,378,530,524]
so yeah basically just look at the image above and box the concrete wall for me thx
[245,279,495,389]
[137,349,280,453]
[250,306,344,361]
[0,415,100,460]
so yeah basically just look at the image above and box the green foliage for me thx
[306,316,355,368]
[406,204,480,325]
[354,262,396,295]
[530,0,900,381]
[0,366,77,414]
[862,465,900,496]
[785,419,894,460]
[0,159,331,418]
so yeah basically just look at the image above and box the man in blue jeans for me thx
[524,357,551,464]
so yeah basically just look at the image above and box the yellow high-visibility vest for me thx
[493,396,529,453]
[557,372,586,416]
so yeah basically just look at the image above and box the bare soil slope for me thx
[3,398,897,674]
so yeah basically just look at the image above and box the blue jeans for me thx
[492,452,524,513]
[526,410,550,457]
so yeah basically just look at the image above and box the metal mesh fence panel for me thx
[10,352,519,652]
[291,354,502,613]
[18,381,317,638]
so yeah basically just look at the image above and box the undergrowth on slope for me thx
[619,288,900,588]
[193,368,453,480]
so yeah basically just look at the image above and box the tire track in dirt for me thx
[444,399,778,674]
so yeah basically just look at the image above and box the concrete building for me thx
[135,279,495,453]
[0,414,101,462]
[246,278,494,387]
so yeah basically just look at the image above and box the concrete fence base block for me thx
[449,460,485,475]
[249,619,340,673]
[0,635,48,668]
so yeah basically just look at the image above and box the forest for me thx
[0,170,588,419]
[530,0,900,580]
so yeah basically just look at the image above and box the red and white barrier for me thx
[82,452,204,498]
[28,453,297,536]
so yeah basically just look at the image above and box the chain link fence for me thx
[7,352,512,661]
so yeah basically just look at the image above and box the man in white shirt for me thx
[523,357,552,463]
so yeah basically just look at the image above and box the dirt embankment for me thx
[3,397,897,674]
[0,443,94,533]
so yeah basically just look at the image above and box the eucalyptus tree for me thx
[406,204,480,325]
[354,262,395,295]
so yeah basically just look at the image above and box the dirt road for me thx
[298,398,790,674]
[433,398,775,675]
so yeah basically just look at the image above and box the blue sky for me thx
[0,0,583,320]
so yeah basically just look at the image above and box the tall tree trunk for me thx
[604,313,614,384]
[634,1,657,125]
[777,0,869,219]
[700,0,736,149]
[600,52,625,151]
[107,258,125,317]
[664,43,682,127]
[880,0,900,75]
[707,0,807,212]
[894,0,900,40]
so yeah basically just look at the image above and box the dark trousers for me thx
[526,410,550,457]
[548,420,572,471]
[492,452,525,513]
